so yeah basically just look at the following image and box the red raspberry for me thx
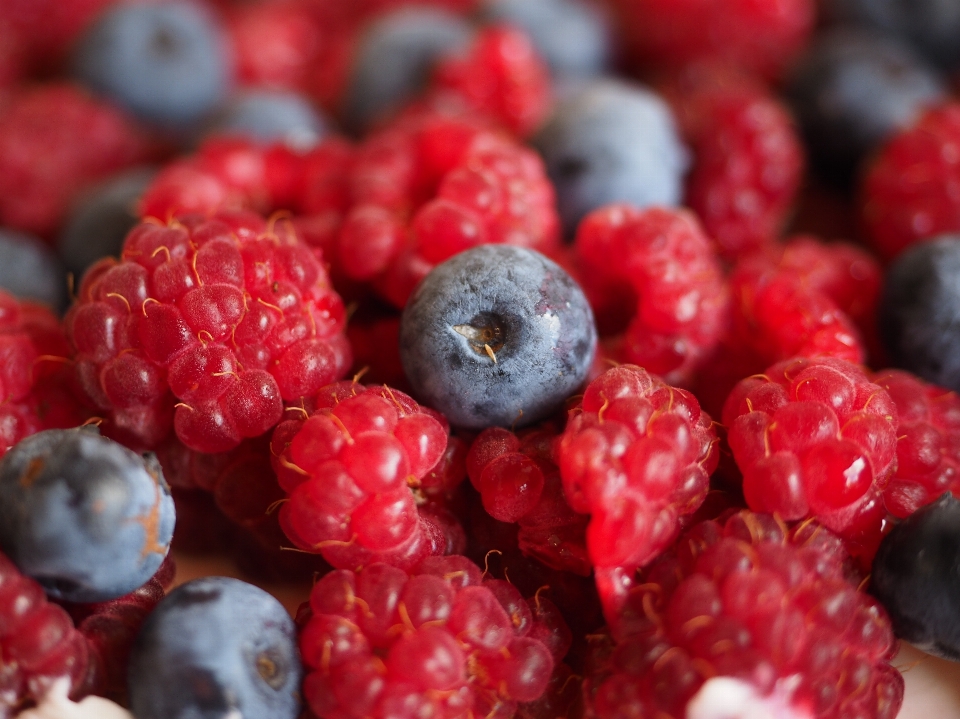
[0,550,89,716]
[5,0,113,71]
[610,0,815,81]
[338,110,560,307]
[661,66,805,260]
[557,365,719,625]
[0,291,88,459]
[65,210,350,453]
[573,205,729,385]
[0,83,150,238]
[723,356,898,561]
[429,25,551,138]
[585,511,903,719]
[860,103,960,261]
[299,556,566,719]
[271,380,466,571]
[872,369,960,518]
[467,424,591,576]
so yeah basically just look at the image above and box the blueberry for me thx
[871,493,960,660]
[72,1,232,130]
[340,6,474,136]
[203,89,329,149]
[128,576,302,719]
[477,0,612,82]
[879,236,960,392]
[0,427,175,603]
[58,166,156,280]
[399,245,596,430]
[532,79,688,239]
[787,28,946,187]
[0,228,67,311]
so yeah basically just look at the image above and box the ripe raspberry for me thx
[429,25,551,138]
[467,424,591,576]
[557,364,719,624]
[339,109,560,307]
[66,209,350,453]
[860,103,960,261]
[5,0,113,71]
[872,369,960,518]
[299,556,566,719]
[0,83,150,238]
[0,550,89,718]
[661,66,805,260]
[573,205,729,385]
[723,356,898,561]
[584,511,903,719]
[610,0,815,81]
[271,379,466,571]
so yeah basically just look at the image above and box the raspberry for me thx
[0,550,89,717]
[584,511,903,719]
[661,65,805,260]
[573,205,729,385]
[872,369,960,518]
[557,365,719,625]
[299,557,566,718]
[271,379,466,571]
[65,209,350,453]
[429,25,552,138]
[860,103,960,261]
[5,0,113,71]
[338,109,560,307]
[610,0,815,81]
[722,356,898,561]
[0,83,149,238]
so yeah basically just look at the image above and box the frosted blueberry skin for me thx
[203,89,329,148]
[72,2,232,130]
[128,576,302,719]
[871,493,960,661]
[0,428,175,603]
[340,6,473,136]
[879,236,960,392]
[0,228,67,311]
[533,79,688,239]
[399,245,597,430]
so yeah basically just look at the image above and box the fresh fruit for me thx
[203,89,329,148]
[399,244,597,430]
[0,229,66,310]
[127,576,302,719]
[0,427,175,603]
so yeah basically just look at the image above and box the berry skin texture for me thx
[871,493,960,661]
[0,550,89,719]
[72,1,232,130]
[399,245,597,430]
[203,89,329,148]
[723,356,898,559]
[860,103,960,261]
[66,210,350,453]
[878,236,960,393]
[127,576,302,719]
[533,79,688,238]
[586,511,903,719]
[574,205,729,385]
[0,428,175,603]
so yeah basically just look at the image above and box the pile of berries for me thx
[4,0,960,718]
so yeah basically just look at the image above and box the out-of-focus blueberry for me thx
[58,167,156,280]
[0,428,176,603]
[533,78,688,239]
[204,89,329,149]
[0,228,67,311]
[128,576,302,719]
[72,1,232,130]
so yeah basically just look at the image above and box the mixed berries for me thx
[4,1,960,718]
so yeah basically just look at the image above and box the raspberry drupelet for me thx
[66,209,350,453]
[0,550,89,719]
[271,379,466,571]
[723,356,898,563]
[299,556,568,719]
[584,511,903,719]
[573,205,729,385]
[556,365,719,626]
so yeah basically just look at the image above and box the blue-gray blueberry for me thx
[0,228,67,311]
[203,89,329,149]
